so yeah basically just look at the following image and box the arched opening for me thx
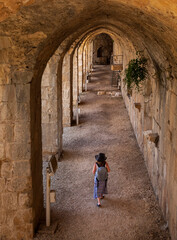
[93,33,113,65]
[30,22,177,238]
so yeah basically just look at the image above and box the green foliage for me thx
[124,53,148,91]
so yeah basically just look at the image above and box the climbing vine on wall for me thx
[124,52,148,91]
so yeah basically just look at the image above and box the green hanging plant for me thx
[124,52,148,91]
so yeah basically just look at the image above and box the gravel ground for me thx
[35,65,170,240]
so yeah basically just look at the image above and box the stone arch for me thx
[30,21,176,235]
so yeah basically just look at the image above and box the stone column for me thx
[62,52,72,127]
[90,41,93,67]
[87,42,92,71]
[0,37,34,239]
[82,48,86,91]
[73,49,78,106]
[77,47,83,94]
[41,53,62,161]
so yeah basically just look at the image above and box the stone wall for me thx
[93,33,113,65]
[41,53,62,161]
[121,48,177,240]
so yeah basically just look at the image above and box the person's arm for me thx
[105,162,110,172]
[92,162,97,174]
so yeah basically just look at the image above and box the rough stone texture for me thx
[72,49,78,107]
[62,52,72,127]
[78,47,83,94]
[93,33,113,65]
[82,47,87,90]
[0,34,33,239]
[121,46,177,239]
[41,53,62,161]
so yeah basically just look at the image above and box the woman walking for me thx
[92,153,110,206]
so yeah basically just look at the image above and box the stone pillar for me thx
[90,41,93,67]
[87,43,91,71]
[82,48,86,91]
[62,52,72,127]
[0,37,34,240]
[87,42,92,72]
[85,47,88,74]
[41,53,62,161]
[73,49,78,106]
[77,47,83,94]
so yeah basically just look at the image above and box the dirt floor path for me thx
[35,65,170,240]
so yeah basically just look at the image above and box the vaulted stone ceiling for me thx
[0,0,177,77]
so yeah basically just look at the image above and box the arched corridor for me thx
[35,66,170,240]
[0,1,177,240]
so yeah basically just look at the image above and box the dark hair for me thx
[96,160,106,167]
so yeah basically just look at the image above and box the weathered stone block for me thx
[15,103,30,121]
[173,150,177,182]
[0,124,6,141]
[1,161,13,178]
[0,50,9,64]
[41,87,48,99]
[16,84,30,103]
[42,109,58,123]
[42,99,56,113]
[170,92,177,117]
[5,125,14,142]
[0,143,5,159]
[6,143,31,161]
[0,85,15,102]
[0,37,12,50]
[14,122,30,143]
[24,31,47,45]
[0,177,5,192]
[48,86,57,99]
[1,226,13,240]
[16,228,33,240]
[2,193,18,210]
[7,177,32,192]
[6,211,16,227]
[41,74,50,87]
[0,210,6,224]
[13,161,31,177]
[0,102,15,121]
[12,70,33,84]
[0,64,11,84]
[0,103,8,121]
[14,208,33,228]
[18,192,32,208]
[25,223,34,239]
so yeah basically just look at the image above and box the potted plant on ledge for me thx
[124,52,148,96]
